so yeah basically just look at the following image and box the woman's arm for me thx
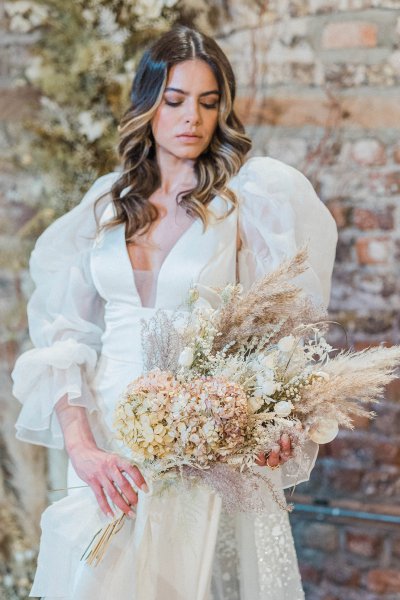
[56,394,148,518]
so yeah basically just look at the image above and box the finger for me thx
[255,452,267,466]
[90,482,115,518]
[119,461,148,492]
[279,453,291,463]
[102,478,135,517]
[267,451,280,467]
[109,466,138,507]
[280,433,291,453]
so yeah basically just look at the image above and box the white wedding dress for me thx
[11,155,338,600]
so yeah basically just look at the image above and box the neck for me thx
[155,145,197,194]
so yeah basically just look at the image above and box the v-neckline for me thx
[120,195,219,308]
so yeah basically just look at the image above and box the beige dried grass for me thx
[296,346,400,428]
[212,247,326,354]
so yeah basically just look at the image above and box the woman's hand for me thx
[255,433,293,468]
[68,444,148,519]
[55,394,148,518]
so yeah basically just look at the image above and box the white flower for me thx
[77,111,109,142]
[9,14,31,32]
[25,55,43,82]
[3,574,13,587]
[5,1,33,16]
[24,549,35,560]
[133,0,164,20]
[274,400,293,417]
[178,347,194,367]
[124,58,137,73]
[277,335,296,353]
[5,1,48,31]
[133,0,178,20]
[14,550,25,564]
[262,353,277,369]
[82,9,96,23]
[315,370,330,381]
[309,418,339,444]
[261,380,277,396]
[249,396,264,413]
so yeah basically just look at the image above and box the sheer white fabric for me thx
[10,155,338,600]
[132,269,159,308]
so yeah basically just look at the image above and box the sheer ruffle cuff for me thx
[11,338,98,449]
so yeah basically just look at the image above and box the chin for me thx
[174,148,204,160]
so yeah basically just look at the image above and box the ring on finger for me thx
[266,457,280,470]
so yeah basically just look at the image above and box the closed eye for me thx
[165,100,218,109]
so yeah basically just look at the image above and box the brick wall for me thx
[1,1,400,598]
[215,2,400,597]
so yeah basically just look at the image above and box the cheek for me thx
[205,113,219,138]
[151,107,174,141]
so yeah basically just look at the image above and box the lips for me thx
[177,134,202,143]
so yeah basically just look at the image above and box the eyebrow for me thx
[164,87,221,97]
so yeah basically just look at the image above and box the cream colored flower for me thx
[315,370,330,381]
[309,419,339,444]
[274,400,294,417]
[262,353,277,369]
[77,111,110,142]
[249,396,264,413]
[278,335,296,353]
[178,347,194,367]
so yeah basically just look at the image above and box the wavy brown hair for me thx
[94,24,252,242]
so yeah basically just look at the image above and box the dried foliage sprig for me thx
[297,345,400,428]
[212,246,326,355]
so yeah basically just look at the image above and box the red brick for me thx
[362,469,400,497]
[298,562,320,584]
[385,172,400,195]
[369,171,400,196]
[353,207,394,231]
[353,340,387,351]
[367,569,400,593]
[324,558,361,586]
[356,236,391,265]
[0,86,41,121]
[386,379,400,402]
[345,530,383,558]
[326,200,349,228]
[393,537,400,558]
[301,522,339,552]
[371,403,400,435]
[394,143,400,164]
[348,413,371,430]
[321,22,378,49]
[328,467,364,494]
[237,94,400,129]
[332,434,400,466]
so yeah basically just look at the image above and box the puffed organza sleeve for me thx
[10,172,120,449]
[234,156,338,489]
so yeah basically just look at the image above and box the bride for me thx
[11,24,337,600]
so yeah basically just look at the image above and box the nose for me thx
[185,101,201,127]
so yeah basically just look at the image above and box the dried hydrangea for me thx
[113,370,250,468]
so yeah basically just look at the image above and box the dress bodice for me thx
[89,193,238,364]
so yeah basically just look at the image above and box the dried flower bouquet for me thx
[83,248,400,566]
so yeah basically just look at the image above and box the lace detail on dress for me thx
[253,510,305,599]
[210,492,305,600]
[210,508,241,600]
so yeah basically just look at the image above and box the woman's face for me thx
[151,59,220,161]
